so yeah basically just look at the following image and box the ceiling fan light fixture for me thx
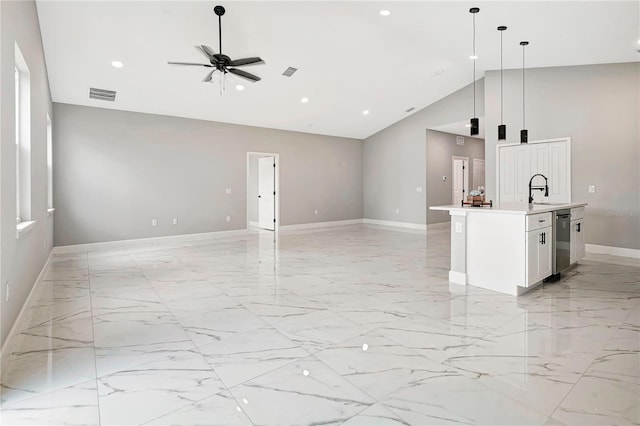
[167,5,264,90]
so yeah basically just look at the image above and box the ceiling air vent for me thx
[89,87,116,102]
[282,67,298,77]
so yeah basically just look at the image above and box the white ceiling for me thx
[36,1,639,139]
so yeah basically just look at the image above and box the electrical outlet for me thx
[395,208,400,214]
[416,187,423,193]
[226,188,232,194]
[151,219,158,226]
[314,209,318,215]
[5,282,9,302]
[226,216,231,222]
[172,218,178,225]
[588,185,596,193]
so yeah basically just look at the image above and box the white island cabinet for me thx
[430,202,587,296]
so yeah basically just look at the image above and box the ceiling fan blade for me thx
[202,69,215,83]
[228,68,261,82]
[196,45,217,59]
[228,57,264,67]
[168,61,213,67]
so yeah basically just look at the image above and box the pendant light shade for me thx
[520,41,529,143]
[469,7,480,136]
[498,26,507,141]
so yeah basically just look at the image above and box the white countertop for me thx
[430,202,587,215]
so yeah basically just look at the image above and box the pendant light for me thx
[520,41,529,143]
[469,7,480,136]
[497,26,507,141]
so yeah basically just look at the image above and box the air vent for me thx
[405,107,415,113]
[282,67,298,77]
[89,87,116,102]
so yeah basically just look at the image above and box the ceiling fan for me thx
[168,5,264,83]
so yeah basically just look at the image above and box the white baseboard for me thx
[53,229,249,254]
[279,219,363,231]
[1,250,53,360]
[449,270,467,285]
[586,244,640,259]
[362,218,427,231]
[248,221,260,229]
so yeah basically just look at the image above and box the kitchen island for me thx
[430,202,587,295]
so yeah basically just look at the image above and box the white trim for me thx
[279,219,363,231]
[586,244,640,259]
[15,220,36,239]
[362,218,427,231]
[53,229,249,254]
[449,270,467,285]
[1,250,53,360]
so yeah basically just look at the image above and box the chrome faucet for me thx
[528,174,549,204]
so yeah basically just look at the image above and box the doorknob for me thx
[258,195,261,198]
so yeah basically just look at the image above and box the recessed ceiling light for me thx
[302,369,310,376]
[362,110,370,115]
[300,97,309,103]
[379,10,391,16]
[469,55,478,60]
[111,61,123,68]
[236,84,245,91]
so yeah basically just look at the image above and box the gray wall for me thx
[1,1,54,347]
[363,80,484,225]
[53,104,363,246]
[484,62,640,250]
[426,130,485,224]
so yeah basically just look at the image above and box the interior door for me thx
[473,159,485,191]
[452,157,468,206]
[258,156,275,230]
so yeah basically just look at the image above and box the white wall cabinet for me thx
[498,138,571,204]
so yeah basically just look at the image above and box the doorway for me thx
[473,159,485,192]
[246,152,280,232]
[452,156,469,206]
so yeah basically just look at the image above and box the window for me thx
[15,43,31,226]
[15,67,20,223]
[47,115,53,211]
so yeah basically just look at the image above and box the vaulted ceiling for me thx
[36,1,639,139]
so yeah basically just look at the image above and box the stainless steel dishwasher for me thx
[553,209,571,275]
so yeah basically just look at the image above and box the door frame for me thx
[246,152,280,232]
[451,156,469,205]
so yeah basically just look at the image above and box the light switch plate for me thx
[151,219,158,226]
[225,188,232,194]
[588,185,596,193]
[416,187,423,193]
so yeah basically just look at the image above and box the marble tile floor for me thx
[0,224,638,425]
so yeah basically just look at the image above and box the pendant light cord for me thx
[472,11,476,118]
[522,43,525,128]
[500,31,503,125]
